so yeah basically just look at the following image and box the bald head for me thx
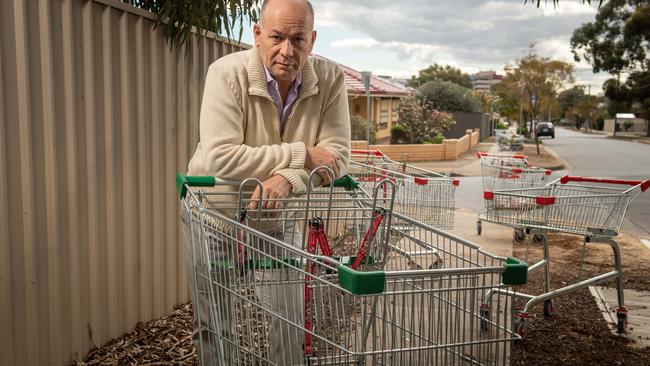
[253,0,317,90]
[259,0,314,29]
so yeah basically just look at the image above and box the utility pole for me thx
[361,71,372,146]
[519,83,524,133]
[585,85,592,132]
[613,73,620,137]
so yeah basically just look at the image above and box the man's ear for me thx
[309,30,317,53]
[253,23,262,47]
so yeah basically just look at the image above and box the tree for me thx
[350,115,378,143]
[571,0,650,135]
[567,94,599,130]
[408,64,473,89]
[557,86,586,119]
[417,80,480,113]
[493,79,522,122]
[497,49,574,136]
[396,97,456,144]
[122,0,261,48]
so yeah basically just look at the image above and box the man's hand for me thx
[247,175,292,210]
[305,147,341,183]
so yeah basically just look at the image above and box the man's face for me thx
[253,1,317,84]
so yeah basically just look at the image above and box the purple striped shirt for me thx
[263,66,302,134]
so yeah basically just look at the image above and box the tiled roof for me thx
[312,54,411,96]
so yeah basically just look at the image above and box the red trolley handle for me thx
[351,209,385,270]
[560,175,650,192]
[351,149,385,157]
[477,152,527,160]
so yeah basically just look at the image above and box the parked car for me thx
[535,122,555,138]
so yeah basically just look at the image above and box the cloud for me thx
[315,0,607,87]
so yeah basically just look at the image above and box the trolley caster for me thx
[513,311,530,339]
[533,234,545,243]
[616,307,628,334]
[480,303,490,332]
[513,229,526,243]
[543,300,554,318]
[477,220,482,236]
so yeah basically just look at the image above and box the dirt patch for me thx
[511,232,650,365]
[521,144,564,170]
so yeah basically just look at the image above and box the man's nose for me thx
[279,39,293,58]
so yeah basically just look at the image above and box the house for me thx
[314,56,411,144]
[471,71,502,94]
[604,113,649,133]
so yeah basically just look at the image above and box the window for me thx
[391,98,399,122]
[379,99,389,130]
[354,103,360,114]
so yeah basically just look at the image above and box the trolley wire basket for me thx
[476,152,529,168]
[348,149,459,230]
[477,152,553,242]
[482,175,650,337]
[177,171,527,365]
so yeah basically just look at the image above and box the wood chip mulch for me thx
[79,303,198,366]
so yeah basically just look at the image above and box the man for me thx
[184,0,351,364]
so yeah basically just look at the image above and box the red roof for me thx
[312,54,410,96]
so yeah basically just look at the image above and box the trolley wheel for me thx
[477,220,482,236]
[513,317,528,339]
[480,305,490,332]
[616,308,628,334]
[533,234,545,243]
[513,229,526,243]
[543,300,554,318]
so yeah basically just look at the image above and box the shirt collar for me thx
[263,65,302,92]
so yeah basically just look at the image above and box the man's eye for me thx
[271,35,281,41]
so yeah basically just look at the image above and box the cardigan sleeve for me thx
[198,63,307,181]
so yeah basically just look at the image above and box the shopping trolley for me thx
[482,175,650,337]
[494,130,524,152]
[178,171,528,365]
[476,152,529,168]
[348,149,460,230]
[477,152,552,242]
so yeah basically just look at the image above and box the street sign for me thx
[361,71,371,92]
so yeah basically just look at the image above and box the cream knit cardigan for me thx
[187,48,351,192]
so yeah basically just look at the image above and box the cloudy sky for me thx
[241,0,611,93]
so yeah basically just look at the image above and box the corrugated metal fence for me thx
[0,1,248,364]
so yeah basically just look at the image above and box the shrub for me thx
[516,126,528,136]
[391,124,408,144]
[594,116,604,130]
[430,134,445,144]
[623,121,634,131]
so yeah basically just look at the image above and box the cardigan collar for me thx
[247,47,318,100]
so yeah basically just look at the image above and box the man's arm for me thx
[274,66,351,190]
[199,63,306,181]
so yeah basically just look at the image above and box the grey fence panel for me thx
[0,0,248,364]
[446,111,492,140]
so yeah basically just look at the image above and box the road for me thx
[451,127,650,239]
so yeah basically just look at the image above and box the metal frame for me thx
[482,175,650,337]
[178,171,527,365]
[348,149,460,230]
